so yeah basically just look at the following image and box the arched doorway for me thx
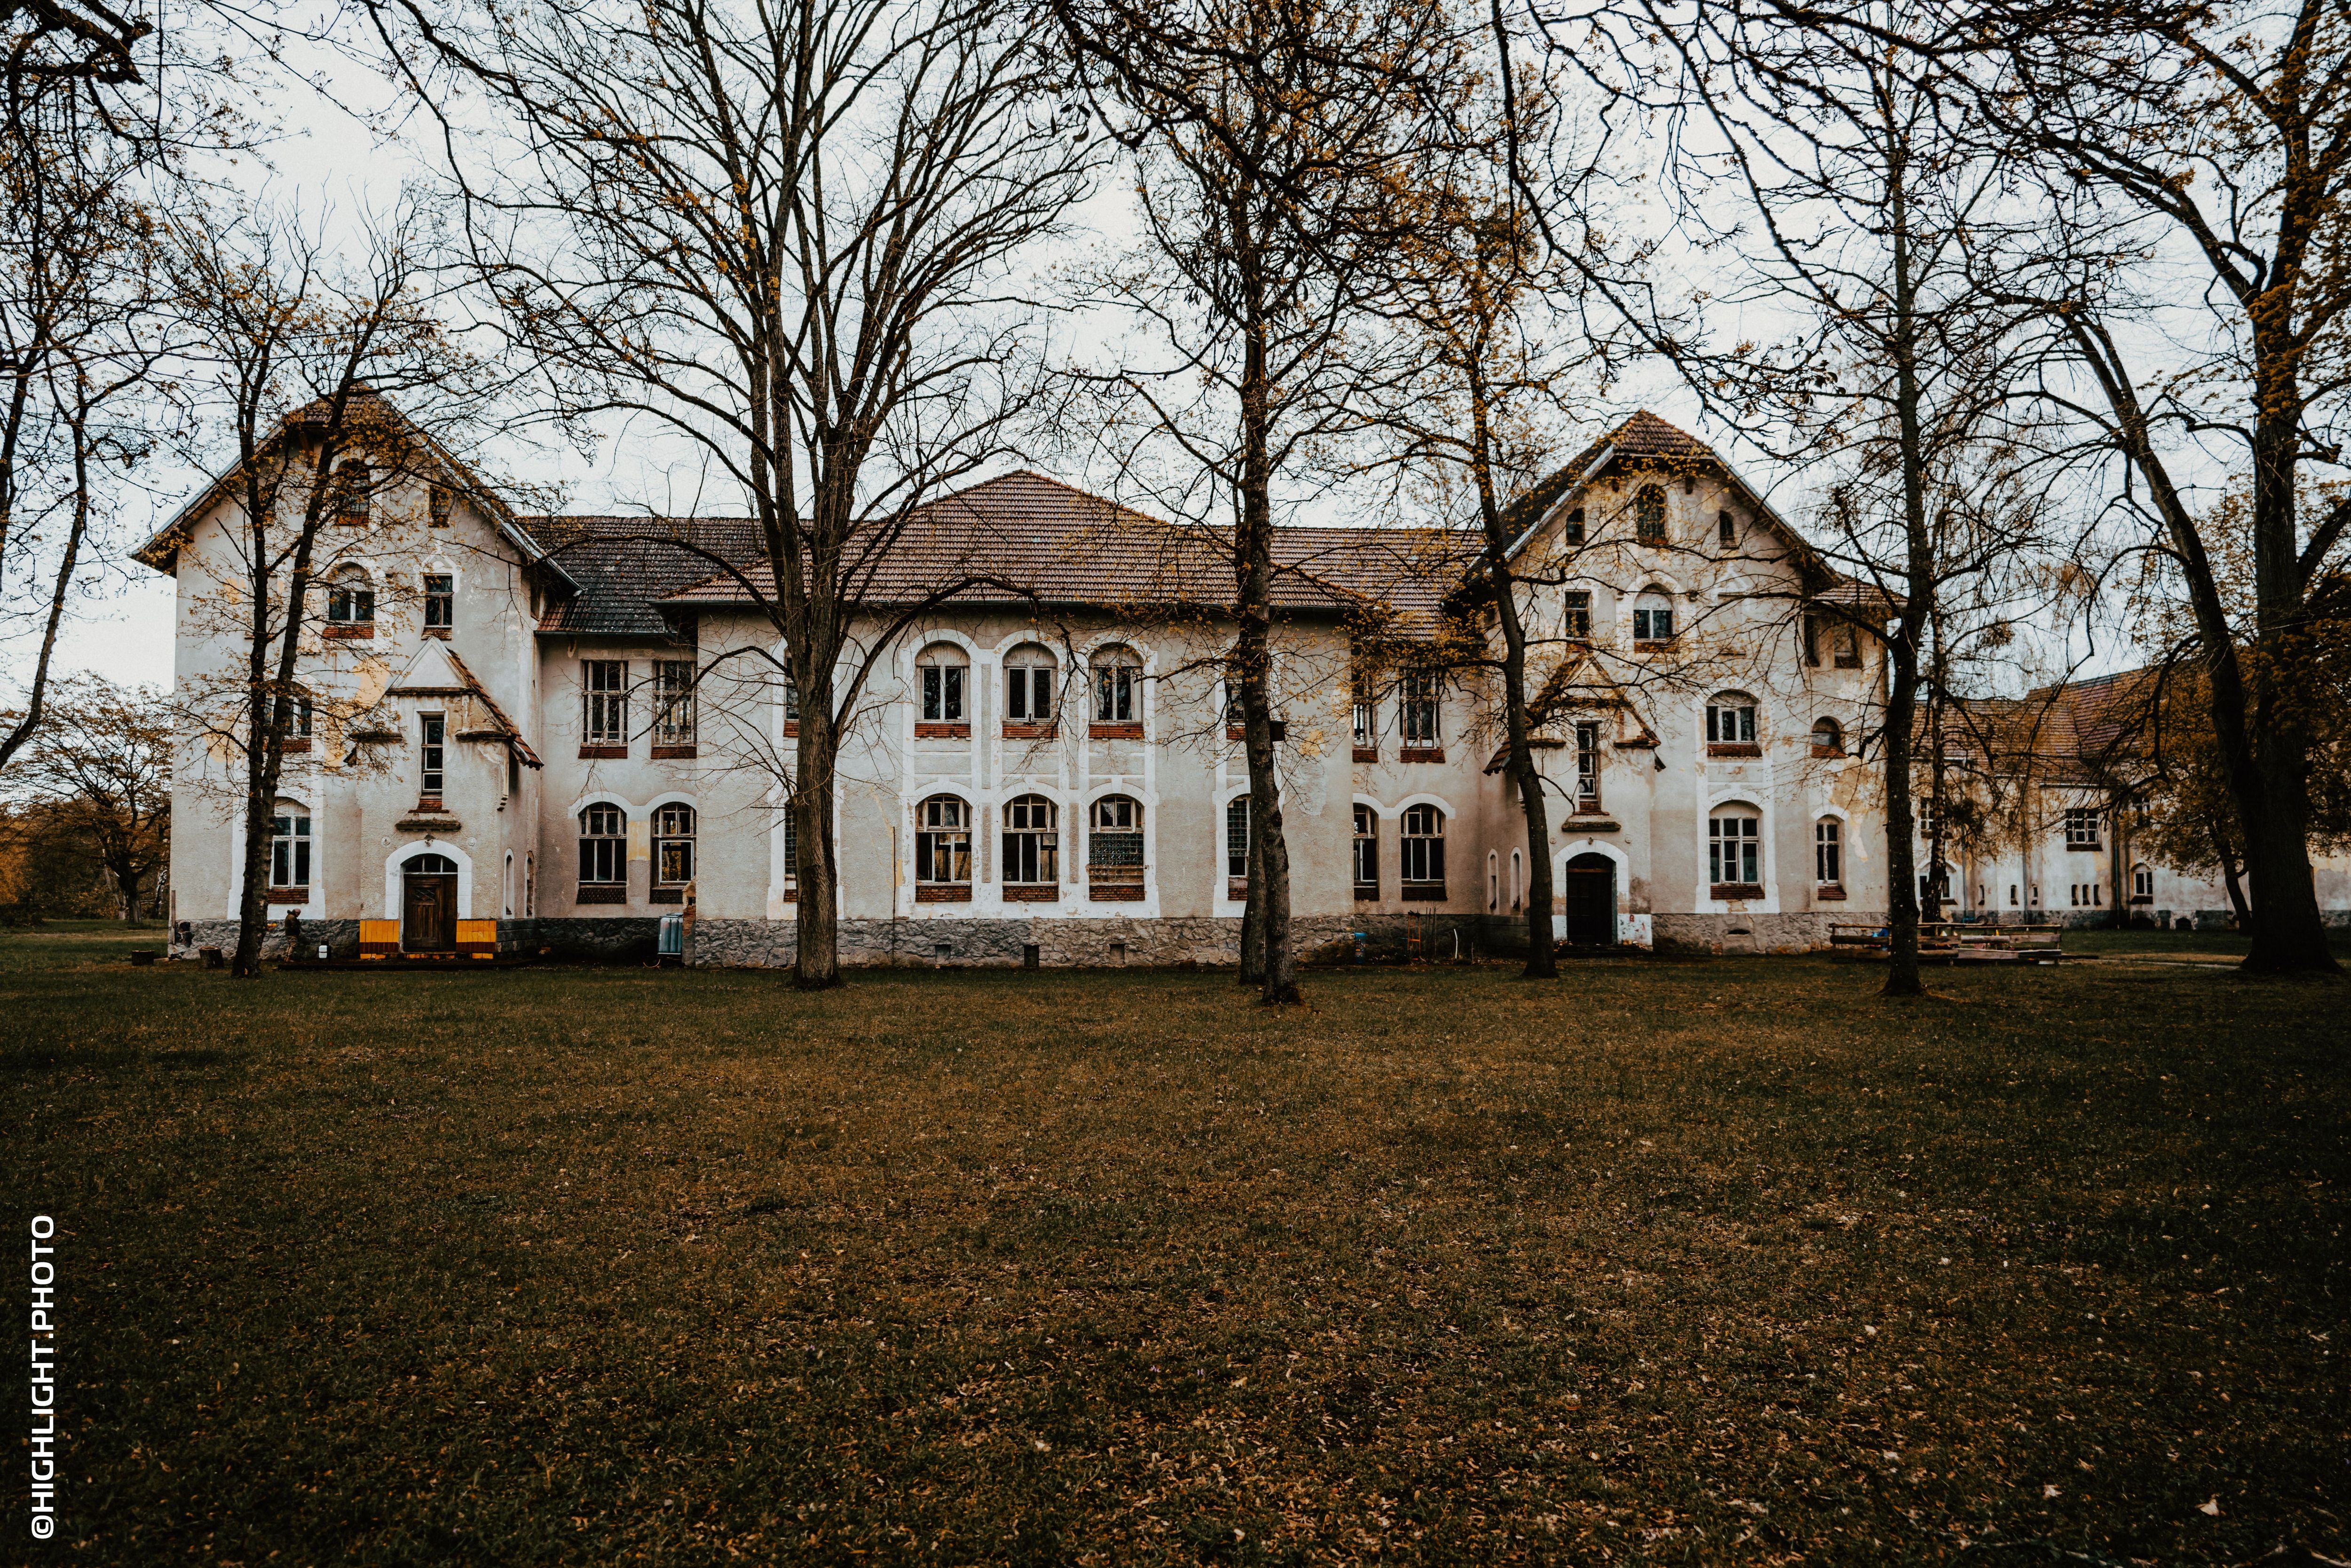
[1561,852,1616,946]
[402,853,459,952]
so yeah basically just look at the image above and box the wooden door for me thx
[1561,855,1615,946]
[402,872,458,951]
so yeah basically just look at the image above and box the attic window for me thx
[333,461,371,527]
[1634,485,1666,544]
[429,484,453,527]
[1562,507,1586,546]
[1718,510,1735,546]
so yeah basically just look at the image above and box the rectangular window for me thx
[1350,670,1374,749]
[420,712,445,799]
[1802,614,1821,667]
[1575,721,1602,810]
[1225,797,1250,880]
[2065,808,2100,848]
[922,664,965,723]
[584,661,629,745]
[333,460,371,526]
[1401,672,1441,747]
[1563,591,1591,640]
[580,804,626,885]
[270,812,311,888]
[654,660,696,745]
[326,582,374,623]
[1095,662,1135,723]
[423,574,453,630]
[1561,507,1585,545]
[428,483,453,527]
[1832,626,1862,668]
[1815,819,1842,885]
[1352,808,1378,890]
[1718,510,1736,546]
[294,696,314,738]
[1633,605,1673,642]
[1709,815,1760,887]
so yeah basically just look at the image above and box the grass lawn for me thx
[5,924,2345,1565]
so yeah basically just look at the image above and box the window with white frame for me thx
[655,661,696,745]
[1706,693,1758,748]
[1350,669,1375,748]
[1815,818,1842,885]
[292,693,314,738]
[1632,588,1674,644]
[270,805,311,889]
[1003,795,1059,884]
[917,644,967,723]
[1005,645,1057,724]
[1224,796,1250,882]
[1093,646,1140,724]
[2133,862,2154,900]
[1488,851,1499,910]
[325,568,373,626]
[1831,624,1862,668]
[1089,796,1143,883]
[1510,849,1523,910]
[1400,672,1441,747]
[915,796,971,886]
[424,573,453,631]
[1709,807,1761,888]
[584,660,628,745]
[654,803,695,885]
[579,804,626,885]
[2064,807,2100,848]
[419,712,446,799]
[781,805,799,893]
[1352,804,1378,892]
[1401,803,1445,888]
[1563,590,1592,640]
[1574,720,1602,810]
[1561,506,1586,544]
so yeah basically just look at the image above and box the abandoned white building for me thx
[139,403,2337,965]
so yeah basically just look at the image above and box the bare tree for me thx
[1941,0,2351,972]
[372,0,1096,988]
[12,670,168,919]
[162,197,476,978]
[1049,0,1454,1004]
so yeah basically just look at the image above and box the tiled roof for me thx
[521,516,768,637]
[652,472,1472,635]
[1938,666,2175,786]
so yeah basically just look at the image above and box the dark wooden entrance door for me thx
[1561,853,1615,946]
[402,853,459,951]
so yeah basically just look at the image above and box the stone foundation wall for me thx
[172,918,362,960]
[1650,910,1885,956]
[688,912,1497,969]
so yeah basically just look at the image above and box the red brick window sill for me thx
[914,722,970,739]
[650,887,685,904]
[783,720,799,738]
[579,744,628,759]
[1815,885,1847,901]
[1352,746,1379,764]
[1401,882,1446,902]
[1225,722,1289,742]
[1353,884,1378,901]
[1225,877,1249,901]
[282,738,311,755]
[576,884,628,905]
[650,745,697,759]
[1003,885,1060,902]
[1399,747,1445,764]
[915,883,971,902]
[322,624,374,640]
[1707,742,1762,758]
[1001,722,1058,741]
[1090,883,1145,902]
[1810,744,1844,759]
[422,626,452,640]
[266,887,310,904]
[1711,883,1765,900]
[1089,722,1145,741]
[780,884,798,902]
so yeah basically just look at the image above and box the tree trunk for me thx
[1880,136,1933,1000]
[793,691,843,991]
[1239,822,1265,984]
[1881,640,1926,997]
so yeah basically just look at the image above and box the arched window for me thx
[1718,509,1736,546]
[1709,805,1761,890]
[2132,862,2154,901]
[1633,587,1674,644]
[915,796,971,889]
[579,805,626,888]
[1002,795,1059,885]
[1401,804,1445,896]
[1352,804,1377,895]
[654,803,696,886]
[407,852,457,875]
[1487,849,1500,910]
[1814,818,1842,886]
[1706,693,1758,751]
[1089,796,1144,890]
[1511,848,1523,911]
[1634,483,1667,543]
[916,644,967,725]
[1810,717,1843,755]
[325,566,374,628]
[1005,644,1057,725]
[269,804,310,890]
[1093,645,1141,726]
[1224,796,1250,885]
